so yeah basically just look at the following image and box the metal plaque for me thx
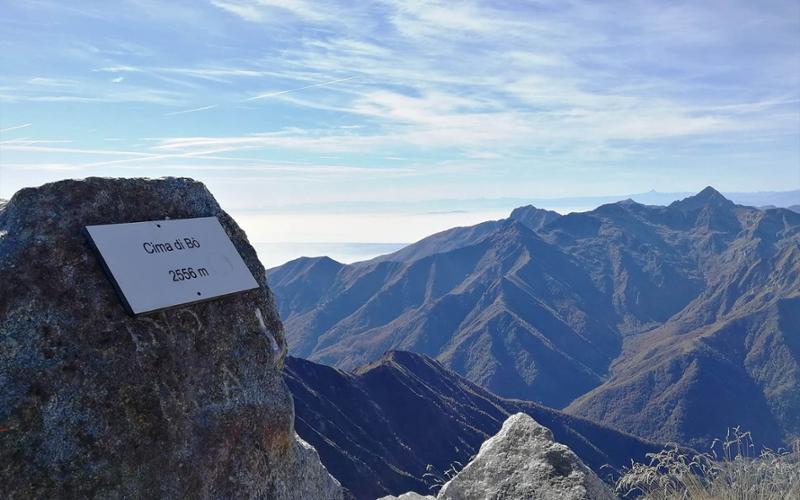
[85,216,259,315]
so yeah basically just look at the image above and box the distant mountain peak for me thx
[380,349,413,362]
[371,349,410,367]
[509,205,561,231]
[670,186,734,212]
[267,254,343,275]
[597,198,645,212]
[302,255,341,265]
[360,349,441,375]
[697,185,726,199]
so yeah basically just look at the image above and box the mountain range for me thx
[269,188,800,449]
[285,351,662,500]
[247,189,800,214]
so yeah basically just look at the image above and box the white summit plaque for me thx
[85,216,259,315]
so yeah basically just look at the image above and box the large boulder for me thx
[437,413,615,500]
[0,177,343,499]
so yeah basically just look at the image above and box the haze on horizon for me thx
[1,0,799,266]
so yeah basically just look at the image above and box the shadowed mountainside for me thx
[285,351,663,500]
[270,188,800,449]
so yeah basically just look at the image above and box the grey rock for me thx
[0,177,343,499]
[437,413,615,500]
[277,434,348,499]
[377,493,436,500]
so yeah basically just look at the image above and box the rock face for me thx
[0,178,343,499]
[437,413,615,500]
[280,434,347,499]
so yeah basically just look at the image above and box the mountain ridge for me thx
[285,350,664,500]
[270,188,800,448]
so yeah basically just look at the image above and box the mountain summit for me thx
[508,205,561,230]
[670,185,734,211]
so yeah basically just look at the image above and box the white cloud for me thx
[210,0,330,22]
[383,0,520,40]
[27,77,77,87]
[2,0,798,202]
[209,0,269,21]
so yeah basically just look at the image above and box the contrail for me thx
[159,76,356,118]
[0,123,33,133]
[246,76,357,101]
[164,104,218,117]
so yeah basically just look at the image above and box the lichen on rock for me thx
[0,177,343,499]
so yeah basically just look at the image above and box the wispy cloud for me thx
[0,123,33,133]
[210,0,332,22]
[246,76,358,101]
[0,143,162,158]
[27,77,77,87]
[163,104,218,116]
[94,64,295,83]
[0,139,72,145]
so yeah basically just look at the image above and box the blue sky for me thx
[1,1,799,264]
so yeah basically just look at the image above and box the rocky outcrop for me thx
[437,413,614,500]
[0,178,343,499]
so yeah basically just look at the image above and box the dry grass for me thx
[423,460,468,493]
[615,428,800,499]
